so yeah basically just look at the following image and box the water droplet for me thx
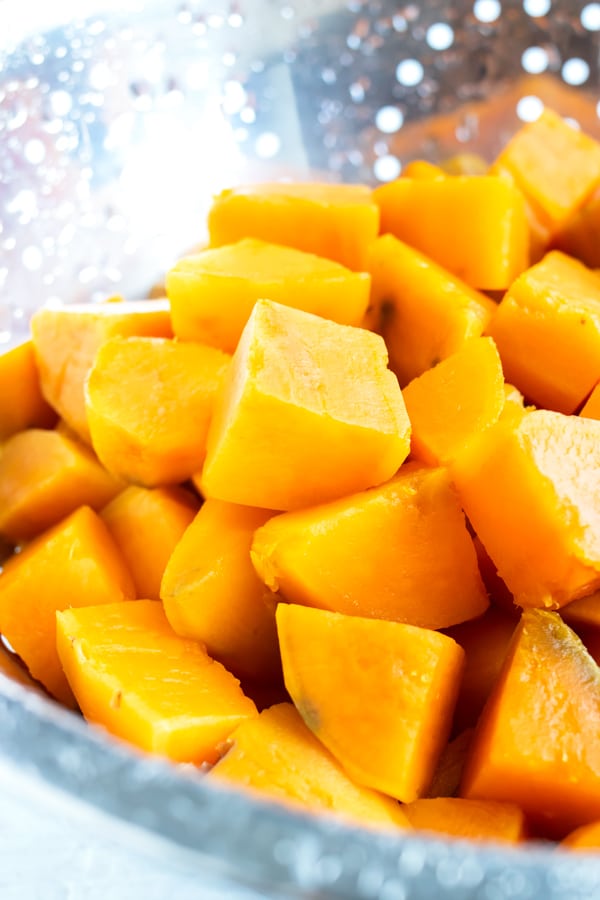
[473,0,501,22]
[396,59,424,86]
[255,131,281,159]
[562,58,590,86]
[426,22,454,50]
[373,155,401,181]
[521,46,548,73]
[523,0,551,15]
[375,105,404,133]
[516,94,544,122]
[581,2,600,29]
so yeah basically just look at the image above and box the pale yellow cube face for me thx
[200,298,411,511]
[167,237,370,354]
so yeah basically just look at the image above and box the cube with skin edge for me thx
[31,300,172,443]
[451,409,600,609]
[167,238,370,354]
[207,182,379,271]
[366,235,496,385]
[0,428,124,544]
[101,485,199,601]
[200,298,410,511]
[276,604,465,802]
[0,505,135,705]
[251,464,488,630]
[209,702,410,830]
[461,610,600,838]
[56,601,257,764]
[86,337,230,486]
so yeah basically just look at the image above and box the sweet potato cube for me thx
[209,702,410,830]
[491,109,600,231]
[374,175,529,290]
[277,605,464,802]
[207,182,379,271]
[0,506,134,704]
[402,337,506,466]
[31,300,172,442]
[0,341,56,440]
[487,251,600,414]
[402,798,525,843]
[452,409,600,608]
[252,464,488,630]
[56,601,256,764]
[562,821,600,851]
[0,429,123,544]
[461,610,600,837]
[581,383,600,420]
[101,485,199,601]
[367,235,496,385]
[167,238,370,353]
[161,499,280,683]
[201,298,410,511]
[86,337,230,486]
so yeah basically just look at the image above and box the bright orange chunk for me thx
[56,601,256,764]
[374,175,529,290]
[209,702,410,830]
[101,485,199,601]
[167,238,370,353]
[402,337,506,466]
[403,798,525,843]
[207,183,379,271]
[562,821,600,851]
[491,109,600,231]
[161,499,280,683]
[201,299,410,511]
[277,604,464,802]
[367,235,496,385]
[252,465,488,630]
[452,409,600,608]
[0,341,56,440]
[0,428,123,544]
[487,251,600,414]
[581,383,600,420]
[0,506,134,704]
[31,300,172,442]
[461,610,600,838]
[552,187,600,269]
[86,337,230,486]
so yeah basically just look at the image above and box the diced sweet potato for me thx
[487,251,600,414]
[201,298,410,510]
[252,464,488,630]
[581,383,600,420]
[367,235,496,385]
[562,821,600,851]
[0,341,56,440]
[0,506,134,704]
[56,601,257,764]
[209,702,410,830]
[374,175,529,290]
[207,183,379,271]
[167,238,370,353]
[491,109,600,232]
[461,610,600,838]
[31,300,172,443]
[161,499,280,682]
[552,187,600,269]
[86,337,230,486]
[452,409,600,608]
[277,604,464,802]
[101,485,199,601]
[402,337,506,466]
[402,797,526,843]
[0,428,123,544]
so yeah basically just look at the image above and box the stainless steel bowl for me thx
[1,2,600,896]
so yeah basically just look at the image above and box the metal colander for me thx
[1,2,600,897]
